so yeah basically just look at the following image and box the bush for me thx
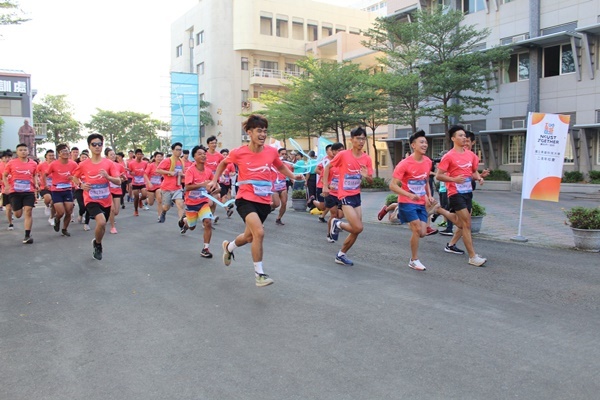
[484,169,511,181]
[385,193,397,206]
[361,177,388,189]
[588,170,600,183]
[471,200,486,217]
[562,171,584,183]
[564,206,600,230]
[291,189,306,199]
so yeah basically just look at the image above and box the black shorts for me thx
[9,192,35,211]
[2,193,10,207]
[448,192,473,213]
[132,185,145,190]
[86,202,111,220]
[235,198,271,224]
[316,187,324,203]
[324,194,341,209]
[340,193,362,208]
[112,193,124,199]
[39,189,51,197]
[219,183,231,197]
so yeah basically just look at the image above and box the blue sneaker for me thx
[335,254,354,266]
[330,218,341,241]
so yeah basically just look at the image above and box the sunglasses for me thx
[90,142,103,147]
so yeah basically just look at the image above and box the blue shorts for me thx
[398,203,427,224]
[51,190,74,204]
[340,193,361,208]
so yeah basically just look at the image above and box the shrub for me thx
[484,169,511,181]
[588,170,600,183]
[385,193,397,206]
[471,200,486,217]
[562,171,584,183]
[361,177,388,189]
[291,189,306,199]
[564,206,600,230]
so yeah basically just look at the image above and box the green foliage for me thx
[471,200,486,217]
[0,1,30,27]
[361,177,388,189]
[564,206,600,230]
[562,171,584,183]
[291,189,306,199]
[588,170,600,183]
[199,99,214,129]
[485,169,511,181]
[385,193,397,206]
[33,95,82,146]
[0,116,4,142]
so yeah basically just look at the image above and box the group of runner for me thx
[1,115,487,287]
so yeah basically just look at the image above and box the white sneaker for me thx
[143,205,149,210]
[44,206,51,216]
[408,259,427,271]
[48,217,54,226]
[83,224,91,231]
[468,254,487,267]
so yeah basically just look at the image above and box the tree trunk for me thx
[371,127,379,178]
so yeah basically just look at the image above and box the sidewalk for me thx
[359,189,600,250]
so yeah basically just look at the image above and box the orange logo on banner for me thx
[530,176,561,202]
[531,113,545,125]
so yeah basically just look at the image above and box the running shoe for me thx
[7,224,14,231]
[214,216,219,225]
[426,226,438,236]
[330,218,341,241]
[377,205,388,221]
[255,273,274,287]
[222,240,234,266]
[326,234,335,243]
[92,239,102,261]
[134,210,139,217]
[468,254,487,267]
[444,243,465,255]
[306,195,315,207]
[178,217,185,228]
[143,205,149,210]
[335,254,354,266]
[275,219,284,225]
[48,217,54,226]
[200,248,213,258]
[23,236,33,244]
[439,229,453,236]
[44,205,51,216]
[437,220,447,227]
[83,224,91,231]
[180,225,188,235]
[61,229,71,237]
[110,227,118,234]
[159,211,166,223]
[226,208,234,218]
[408,259,426,271]
[121,204,125,209]
[53,217,60,232]
[318,216,327,223]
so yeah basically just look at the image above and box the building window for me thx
[431,138,445,159]
[196,31,204,45]
[292,20,304,40]
[241,57,249,71]
[276,16,288,38]
[378,151,388,167]
[544,44,575,77]
[285,63,300,76]
[307,22,318,41]
[0,98,23,116]
[503,52,529,83]
[176,44,183,57]
[336,25,346,33]
[564,133,574,164]
[197,62,204,75]
[241,90,249,102]
[504,134,524,164]
[462,0,486,13]
[260,16,272,36]
[260,60,278,71]
[322,24,333,37]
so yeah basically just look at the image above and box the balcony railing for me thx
[251,68,302,80]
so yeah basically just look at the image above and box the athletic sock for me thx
[227,241,238,253]
[254,261,264,275]
[25,230,31,237]
[337,251,345,257]
[203,243,209,249]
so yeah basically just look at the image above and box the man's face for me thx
[155,154,164,163]
[326,148,333,158]
[172,146,183,159]
[452,130,466,147]
[193,149,206,164]
[58,148,70,160]
[351,134,367,150]
[278,150,287,160]
[16,146,28,158]
[70,149,79,160]
[46,152,55,162]
[136,152,143,161]
[411,137,428,155]
[249,128,267,146]
[464,137,473,150]
[89,139,103,155]
[208,140,217,150]
[128,151,134,159]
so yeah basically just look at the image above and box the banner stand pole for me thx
[511,196,529,242]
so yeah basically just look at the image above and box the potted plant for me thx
[470,200,486,234]
[291,189,307,212]
[564,206,600,252]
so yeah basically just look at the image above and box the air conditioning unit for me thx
[242,101,251,109]
[511,34,527,43]
[463,124,472,131]
[241,134,250,142]
[512,119,525,129]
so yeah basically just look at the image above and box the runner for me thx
[205,135,224,224]
[218,148,235,218]
[322,127,373,266]
[208,114,303,287]
[43,144,78,237]
[389,130,436,271]
[73,134,122,260]
[2,143,38,244]
[309,144,334,223]
[0,150,14,230]
[70,147,79,162]
[105,148,127,234]
[36,149,56,225]
[156,143,185,224]
[144,151,164,222]
[128,149,148,217]
[323,142,345,242]
[270,147,291,226]
[434,125,487,267]
[180,145,219,257]
[73,151,92,231]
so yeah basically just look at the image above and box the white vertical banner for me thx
[521,112,571,202]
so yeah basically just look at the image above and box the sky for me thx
[0,0,357,123]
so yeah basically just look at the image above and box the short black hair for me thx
[409,129,426,144]
[87,133,104,145]
[171,142,183,150]
[182,149,190,155]
[278,148,287,154]
[71,146,79,151]
[56,144,69,154]
[191,145,207,157]
[104,147,113,156]
[116,151,124,157]
[135,148,143,155]
[242,114,268,131]
[206,135,217,144]
[220,148,229,154]
[350,126,367,137]
[325,144,332,151]
[331,142,344,151]
[44,149,54,157]
[153,151,164,157]
[448,125,465,138]
[465,130,475,142]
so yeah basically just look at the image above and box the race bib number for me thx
[14,179,31,192]
[330,177,339,190]
[133,175,144,185]
[150,175,162,185]
[89,183,110,200]
[188,188,207,199]
[109,181,121,189]
[252,184,272,197]
[343,174,361,191]
[456,178,473,194]
[219,176,231,185]
[175,166,183,174]
[407,179,426,196]
[45,177,52,187]
[55,182,72,190]
[272,180,286,192]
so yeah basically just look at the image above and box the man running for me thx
[323,127,373,266]
[144,151,164,222]
[208,115,303,287]
[36,149,56,225]
[218,149,235,218]
[156,143,185,224]
[205,136,224,223]
[389,130,436,271]
[128,149,148,216]
[309,144,334,223]
[2,143,38,243]
[105,148,127,234]
[43,143,78,237]
[434,125,487,267]
[323,142,344,242]
[270,147,290,225]
[73,134,122,260]
[0,150,14,230]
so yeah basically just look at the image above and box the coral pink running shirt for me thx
[5,159,38,193]
[36,162,51,190]
[74,158,119,208]
[328,150,373,200]
[392,155,432,205]
[128,159,148,186]
[109,161,126,195]
[184,165,213,206]
[226,145,283,204]
[46,159,78,191]
[158,158,184,191]
[438,149,479,197]
[205,151,224,174]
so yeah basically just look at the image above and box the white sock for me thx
[337,251,345,257]
[204,243,209,249]
[254,262,264,275]
[336,220,342,230]
[227,241,237,253]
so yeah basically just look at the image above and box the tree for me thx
[199,99,214,139]
[0,1,30,29]
[85,110,170,154]
[33,95,82,147]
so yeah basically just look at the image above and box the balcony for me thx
[249,68,301,86]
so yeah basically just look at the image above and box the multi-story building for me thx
[385,0,600,177]
[0,69,37,152]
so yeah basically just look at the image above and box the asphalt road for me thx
[1,205,599,400]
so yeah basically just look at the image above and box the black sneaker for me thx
[275,219,284,225]
[200,248,213,258]
[178,217,185,228]
[61,229,71,237]
[23,236,33,244]
[158,211,166,223]
[444,243,465,255]
[92,239,103,260]
[439,229,454,236]
[226,208,234,218]
[318,216,327,223]
[214,216,219,225]
[53,217,60,232]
